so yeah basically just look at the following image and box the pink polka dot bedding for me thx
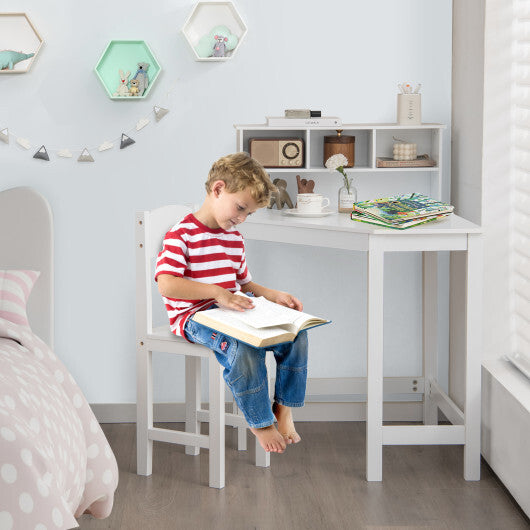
[0,318,118,529]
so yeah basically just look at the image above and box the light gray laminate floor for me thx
[78,422,529,530]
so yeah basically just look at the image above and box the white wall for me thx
[451,0,512,408]
[0,0,452,404]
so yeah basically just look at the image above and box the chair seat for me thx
[146,325,212,357]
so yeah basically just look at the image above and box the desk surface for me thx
[245,210,482,236]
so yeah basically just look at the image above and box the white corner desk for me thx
[239,209,483,482]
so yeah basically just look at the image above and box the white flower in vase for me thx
[325,154,351,193]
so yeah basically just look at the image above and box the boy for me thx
[155,153,308,454]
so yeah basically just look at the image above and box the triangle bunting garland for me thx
[0,99,171,164]
[33,145,50,161]
[17,137,30,150]
[98,141,113,152]
[120,133,135,149]
[154,106,169,122]
[136,118,149,130]
[78,148,94,162]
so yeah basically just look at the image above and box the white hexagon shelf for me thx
[94,40,162,100]
[182,1,247,61]
[0,13,43,73]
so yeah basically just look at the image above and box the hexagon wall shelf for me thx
[94,40,161,100]
[182,2,247,61]
[0,13,43,73]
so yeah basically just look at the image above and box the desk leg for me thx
[464,234,483,480]
[366,244,384,481]
[423,252,438,425]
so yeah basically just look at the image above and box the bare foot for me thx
[272,402,301,444]
[250,425,286,453]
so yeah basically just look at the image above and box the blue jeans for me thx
[184,318,308,428]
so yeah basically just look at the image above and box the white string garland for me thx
[0,82,178,162]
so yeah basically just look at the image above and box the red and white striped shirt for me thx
[154,213,252,339]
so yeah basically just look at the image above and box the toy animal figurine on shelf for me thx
[268,178,294,210]
[296,174,315,194]
[113,69,130,97]
[0,50,35,70]
[195,25,238,59]
[129,78,140,96]
[132,62,149,96]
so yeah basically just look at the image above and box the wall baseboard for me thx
[92,403,430,424]
[90,401,426,423]
[91,376,427,423]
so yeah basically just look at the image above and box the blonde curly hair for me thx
[205,152,276,208]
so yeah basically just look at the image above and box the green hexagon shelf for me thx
[95,40,161,100]
[0,13,43,73]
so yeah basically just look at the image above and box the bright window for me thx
[512,0,530,360]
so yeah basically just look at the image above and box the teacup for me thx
[297,193,331,213]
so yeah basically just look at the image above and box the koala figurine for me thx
[132,62,150,96]
[268,178,294,210]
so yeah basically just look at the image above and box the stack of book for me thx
[266,116,342,127]
[350,193,454,229]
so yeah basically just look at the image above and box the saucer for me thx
[282,208,335,218]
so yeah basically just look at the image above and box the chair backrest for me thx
[136,204,192,337]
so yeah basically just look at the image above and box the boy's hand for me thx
[215,289,255,312]
[271,290,303,311]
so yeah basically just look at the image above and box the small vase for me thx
[338,178,357,213]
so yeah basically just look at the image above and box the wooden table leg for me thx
[366,242,384,481]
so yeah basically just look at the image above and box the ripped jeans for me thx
[184,318,308,429]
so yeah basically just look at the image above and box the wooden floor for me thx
[79,422,529,530]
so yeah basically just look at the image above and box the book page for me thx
[231,294,321,330]
[193,307,293,340]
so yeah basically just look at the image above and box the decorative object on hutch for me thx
[296,174,315,194]
[323,130,355,167]
[249,138,304,168]
[182,1,247,62]
[0,13,43,73]
[325,154,357,213]
[397,82,422,125]
[268,178,294,210]
[376,154,436,168]
[94,40,161,100]
[392,137,417,160]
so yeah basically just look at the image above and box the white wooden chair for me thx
[136,205,271,489]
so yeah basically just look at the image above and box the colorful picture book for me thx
[350,210,450,229]
[350,193,453,229]
[354,193,453,222]
[191,293,330,348]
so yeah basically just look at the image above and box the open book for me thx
[191,293,330,348]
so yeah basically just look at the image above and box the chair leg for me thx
[185,356,201,455]
[137,346,153,476]
[208,355,225,488]
[255,351,274,468]
[232,400,247,451]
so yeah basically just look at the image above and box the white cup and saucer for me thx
[283,193,334,218]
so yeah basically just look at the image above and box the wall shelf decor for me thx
[0,13,43,73]
[182,1,247,61]
[94,40,161,100]
[235,123,446,200]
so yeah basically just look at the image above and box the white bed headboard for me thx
[0,187,54,348]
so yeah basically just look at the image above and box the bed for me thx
[0,187,118,529]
